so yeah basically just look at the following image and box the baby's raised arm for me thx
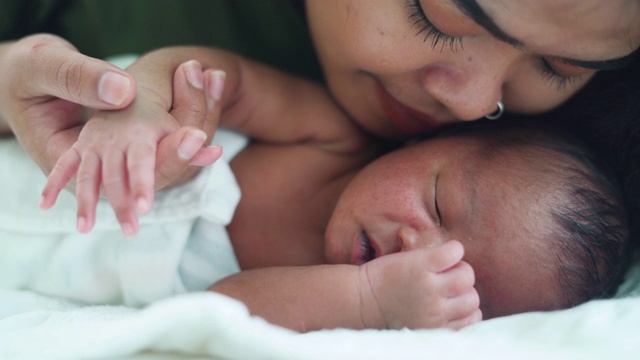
[41,46,370,235]
[123,46,368,151]
[210,240,481,332]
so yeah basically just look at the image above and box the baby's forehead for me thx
[472,137,582,187]
[470,225,566,318]
[454,142,573,317]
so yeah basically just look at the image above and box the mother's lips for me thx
[375,82,442,136]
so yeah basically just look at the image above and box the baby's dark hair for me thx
[436,119,631,307]
[542,52,640,256]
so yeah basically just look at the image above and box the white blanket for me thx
[0,131,245,306]
[1,266,639,360]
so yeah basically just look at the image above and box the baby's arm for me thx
[120,46,369,152]
[42,47,370,235]
[210,241,481,332]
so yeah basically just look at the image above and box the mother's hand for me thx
[0,33,136,174]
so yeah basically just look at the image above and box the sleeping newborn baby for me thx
[3,51,630,332]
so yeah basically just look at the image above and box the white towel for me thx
[0,129,247,306]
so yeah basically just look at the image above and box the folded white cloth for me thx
[0,129,247,306]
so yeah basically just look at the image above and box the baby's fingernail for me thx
[77,216,86,233]
[136,197,151,213]
[39,195,47,209]
[207,70,226,100]
[178,129,207,160]
[122,222,135,237]
[98,71,131,106]
[183,60,204,89]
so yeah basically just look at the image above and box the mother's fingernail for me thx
[207,70,226,100]
[178,129,207,160]
[183,60,204,89]
[99,71,131,106]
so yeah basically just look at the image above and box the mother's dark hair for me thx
[538,52,640,253]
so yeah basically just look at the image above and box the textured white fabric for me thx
[1,282,640,360]
[0,129,247,306]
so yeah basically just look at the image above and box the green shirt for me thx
[0,0,322,81]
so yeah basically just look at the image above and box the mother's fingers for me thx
[154,61,222,189]
[170,60,207,129]
[155,127,208,186]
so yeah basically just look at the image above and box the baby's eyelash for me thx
[434,174,442,227]
[539,59,582,91]
[407,0,463,52]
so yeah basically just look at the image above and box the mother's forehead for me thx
[474,0,640,60]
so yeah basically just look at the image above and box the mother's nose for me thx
[420,45,518,121]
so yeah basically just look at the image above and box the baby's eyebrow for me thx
[451,0,638,71]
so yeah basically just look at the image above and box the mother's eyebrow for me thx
[451,0,638,70]
[451,0,522,47]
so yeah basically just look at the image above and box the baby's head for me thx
[326,119,630,319]
[441,120,631,316]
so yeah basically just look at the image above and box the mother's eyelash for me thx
[406,0,463,52]
[539,59,583,91]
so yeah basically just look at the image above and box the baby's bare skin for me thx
[38,54,482,332]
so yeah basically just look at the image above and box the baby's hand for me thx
[40,61,225,236]
[359,240,481,330]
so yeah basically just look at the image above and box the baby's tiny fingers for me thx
[445,290,481,325]
[102,148,138,236]
[440,260,475,297]
[75,151,102,233]
[40,148,82,210]
[424,240,465,273]
[127,142,157,214]
[447,309,483,331]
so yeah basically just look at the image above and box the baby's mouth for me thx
[359,231,377,265]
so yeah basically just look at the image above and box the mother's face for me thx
[306,0,640,140]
